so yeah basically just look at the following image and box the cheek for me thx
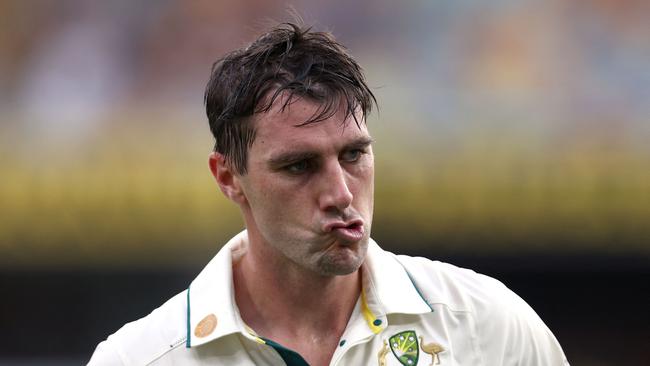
[251,177,310,218]
[351,159,375,194]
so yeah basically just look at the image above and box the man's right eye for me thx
[284,160,310,174]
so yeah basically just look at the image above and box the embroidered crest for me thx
[389,330,419,366]
[419,336,444,365]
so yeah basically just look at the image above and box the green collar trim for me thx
[261,337,310,366]
[186,286,191,348]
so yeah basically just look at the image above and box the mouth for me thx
[324,219,365,243]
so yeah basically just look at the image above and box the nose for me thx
[319,161,353,212]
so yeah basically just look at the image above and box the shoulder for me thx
[393,253,570,365]
[88,289,188,366]
[393,253,511,311]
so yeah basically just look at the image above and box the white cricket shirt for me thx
[89,231,569,365]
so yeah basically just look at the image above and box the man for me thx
[89,23,569,365]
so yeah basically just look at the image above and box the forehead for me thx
[250,97,370,155]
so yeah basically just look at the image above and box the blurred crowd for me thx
[2,0,648,129]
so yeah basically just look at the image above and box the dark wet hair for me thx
[204,22,377,174]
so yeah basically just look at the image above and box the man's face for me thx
[236,97,374,277]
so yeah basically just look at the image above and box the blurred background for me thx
[1,0,648,364]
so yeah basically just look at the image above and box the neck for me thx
[232,236,361,340]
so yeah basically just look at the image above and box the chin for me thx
[315,244,367,276]
[317,263,361,277]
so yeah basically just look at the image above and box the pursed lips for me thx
[323,218,365,244]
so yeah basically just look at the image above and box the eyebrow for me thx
[268,151,319,169]
[345,136,374,151]
[267,136,374,169]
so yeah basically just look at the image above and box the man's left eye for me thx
[341,149,363,162]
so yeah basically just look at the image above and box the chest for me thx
[159,308,481,366]
[334,311,480,366]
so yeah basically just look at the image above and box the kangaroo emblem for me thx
[378,339,390,366]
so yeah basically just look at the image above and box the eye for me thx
[341,149,364,163]
[284,160,311,175]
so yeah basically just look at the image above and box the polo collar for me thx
[186,231,250,348]
[362,240,433,319]
[186,231,432,348]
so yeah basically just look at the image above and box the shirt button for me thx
[339,340,346,347]
[373,319,382,326]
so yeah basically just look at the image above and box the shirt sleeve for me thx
[87,339,125,366]
[474,277,570,366]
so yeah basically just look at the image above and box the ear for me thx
[208,152,247,205]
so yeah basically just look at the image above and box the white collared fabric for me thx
[89,231,569,365]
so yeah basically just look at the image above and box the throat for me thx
[232,253,361,343]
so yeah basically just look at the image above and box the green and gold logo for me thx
[389,330,419,366]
